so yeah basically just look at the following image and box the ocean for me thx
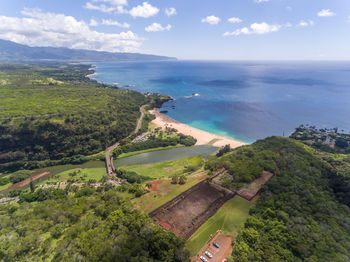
[91,60,350,143]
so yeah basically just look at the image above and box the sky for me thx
[0,0,349,60]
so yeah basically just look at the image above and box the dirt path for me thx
[105,104,147,176]
[5,171,50,191]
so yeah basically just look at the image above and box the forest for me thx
[0,185,189,261]
[0,64,168,172]
[208,137,350,261]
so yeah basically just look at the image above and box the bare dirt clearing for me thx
[149,181,234,239]
[236,171,274,200]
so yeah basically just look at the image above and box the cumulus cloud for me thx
[224,22,281,36]
[228,17,242,23]
[129,2,159,18]
[145,23,171,32]
[89,18,99,26]
[0,8,142,52]
[298,20,314,27]
[201,15,220,25]
[102,19,130,28]
[165,7,177,17]
[318,9,336,17]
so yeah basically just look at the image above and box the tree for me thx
[171,174,178,184]
[179,175,187,185]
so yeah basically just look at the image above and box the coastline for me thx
[150,108,246,149]
[86,72,97,78]
[87,63,246,149]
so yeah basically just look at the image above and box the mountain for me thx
[0,39,176,62]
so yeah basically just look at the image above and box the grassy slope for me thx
[133,172,207,213]
[117,145,181,158]
[186,196,253,257]
[36,167,107,186]
[0,175,11,191]
[121,156,203,179]
[0,161,106,192]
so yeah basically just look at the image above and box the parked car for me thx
[200,255,208,262]
[213,242,220,248]
[205,251,213,258]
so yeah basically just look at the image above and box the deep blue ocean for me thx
[91,61,350,143]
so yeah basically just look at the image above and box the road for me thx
[105,104,147,176]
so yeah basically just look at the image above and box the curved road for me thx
[105,104,147,176]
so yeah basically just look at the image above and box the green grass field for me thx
[133,172,208,213]
[117,145,181,159]
[0,175,11,191]
[121,156,203,180]
[37,167,106,186]
[186,196,253,257]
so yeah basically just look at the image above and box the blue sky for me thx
[0,0,349,60]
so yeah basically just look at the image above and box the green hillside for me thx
[207,137,350,261]
[0,63,153,172]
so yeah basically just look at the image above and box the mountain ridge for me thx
[0,39,176,62]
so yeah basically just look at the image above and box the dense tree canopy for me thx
[0,188,189,261]
[214,137,350,262]
[0,64,157,172]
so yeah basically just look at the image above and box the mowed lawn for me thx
[186,196,253,257]
[36,167,106,186]
[132,172,208,213]
[121,156,203,180]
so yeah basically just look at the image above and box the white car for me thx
[200,256,208,262]
[205,251,213,258]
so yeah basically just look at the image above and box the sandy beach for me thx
[149,109,246,149]
[86,72,97,78]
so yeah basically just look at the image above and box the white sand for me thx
[149,109,246,149]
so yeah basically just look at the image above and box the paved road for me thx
[105,105,147,176]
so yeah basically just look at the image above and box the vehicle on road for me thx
[205,251,213,258]
[213,242,220,248]
[200,255,208,262]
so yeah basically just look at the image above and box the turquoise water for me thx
[115,145,218,166]
[92,61,350,143]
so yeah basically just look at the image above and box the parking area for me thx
[193,231,233,262]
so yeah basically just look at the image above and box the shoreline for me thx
[88,63,246,149]
[149,108,246,149]
[86,72,97,78]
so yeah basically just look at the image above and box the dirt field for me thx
[4,172,50,192]
[149,181,234,239]
[193,231,232,262]
[236,171,274,200]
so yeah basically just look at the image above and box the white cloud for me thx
[201,15,220,25]
[298,20,314,27]
[129,2,159,18]
[0,8,142,52]
[254,0,269,3]
[318,9,336,17]
[165,7,177,17]
[84,1,128,14]
[224,22,281,36]
[145,23,171,32]
[228,17,242,23]
[102,19,130,28]
[91,0,127,6]
[84,2,117,13]
[89,18,99,26]
[285,22,293,28]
